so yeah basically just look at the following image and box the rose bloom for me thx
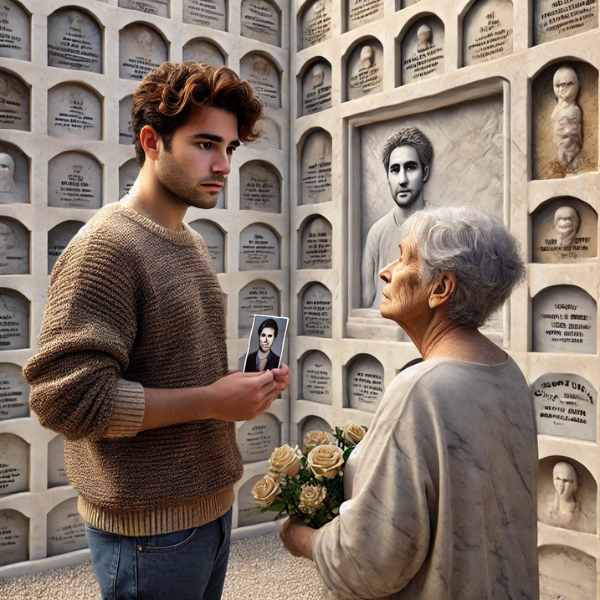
[269,444,302,477]
[299,484,327,515]
[307,445,345,479]
[342,423,366,446]
[304,430,335,453]
[252,474,281,506]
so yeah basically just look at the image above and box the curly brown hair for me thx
[132,61,263,166]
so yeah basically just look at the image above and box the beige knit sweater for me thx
[24,203,243,536]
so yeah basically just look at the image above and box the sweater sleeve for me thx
[23,232,145,441]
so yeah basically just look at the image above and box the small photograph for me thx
[243,314,289,373]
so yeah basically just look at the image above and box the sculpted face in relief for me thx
[0,153,15,193]
[553,206,580,247]
[548,461,581,528]
[552,66,583,172]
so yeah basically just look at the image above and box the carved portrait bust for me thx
[548,461,580,529]
[417,22,433,51]
[312,67,324,89]
[0,153,15,193]
[360,45,375,70]
[553,206,580,247]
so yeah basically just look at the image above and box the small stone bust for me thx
[548,461,580,529]
[552,66,583,171]
[553,206,580,247]
[417,23,433,51]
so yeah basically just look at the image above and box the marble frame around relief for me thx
[346,79,511,345]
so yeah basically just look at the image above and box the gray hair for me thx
[400,205,526,327]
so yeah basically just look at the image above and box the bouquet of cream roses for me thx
[251,424,366,529]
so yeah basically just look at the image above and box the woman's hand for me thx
[280,520,316,559]
[271,363,291,394]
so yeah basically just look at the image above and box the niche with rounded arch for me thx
[346,353,384,412]
[188,220,225,273]
[239,161,281,213]
[247,117,281,151]
[532,61,598,180]
[534,0,597,45]
[238,280,280,337]
[300,129,332,205]
[346,0,384,31]
[47,8,102,73]
[48,434,68,488]
[0,433,28,495]
[48,83,102,141]
[300,0,333,49]
[47,497,87,556]
[0,363,29,420]
[346,37,383,101]
[239,53,281,109]
[300,282,332,337]
[240,223,279,271]
[532,285,596,354]
[48,221,84,275]
[48,152,102,209]
[183,0,227,30]
[237,474,276,527]
[300,215,332,269]
[0,509,28,566]
[119,95,133,145]
[400,16,445,85]
[119,0,169,18]
[0,217,28,275]
[301,59,332,116]
[182,39,225,68]
[119,158,139,200]
[539,545,596,600]
[241,0,280,46]
[0,288,28,350]
[119,23,168,81]
[0,142,29,205]
[237,412,281,463]
[0,70,29,131]
[0,0,30,61]
[299,414,332,443]
[300,350,332,405]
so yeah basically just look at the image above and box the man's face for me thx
[554,206,579,237]
[553,67,579,104]
[553,463,577,500]
[153,105,240,210]
[387,145,428,208]
[313,69,324,88]
[259,327,276,352]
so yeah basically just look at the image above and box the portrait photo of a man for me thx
[243,315,289,373]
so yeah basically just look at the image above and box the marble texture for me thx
[346,353,384,412]
[534,0,597,45]
[301,350,332,404]
[401,17,445,85]
[301,61,332,116]
[48,152,102,210]
[240,0,279,46]
[239,161,281,212]
[300,0,332,48]
[119,24,168,81]
[0,510,27,566]
[183,0,227,30]
[300,216,332,269]
[346,0,383,31]
[301,283,332,337]
[239,223,279,271]
[0,0,30,62]
[463,0,513,66]
[237,412,280,463]
[239,54,281,109]
[47,498,87,557]
[300,130,332,205]
[346,39,383,100]
[119,0,169,17]
[0,71,29,131]
[539,545,596,599]
[47,84,102,141]
[0,218,28,275]
[0,289,29,351]
[182,39,225,68]
[0,363,29,421]
[0,144,29,205]
[0,433,28,496]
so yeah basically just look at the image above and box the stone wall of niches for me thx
[0,0,290,577]
[289,0,600,597]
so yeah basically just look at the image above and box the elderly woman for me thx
[281,206,538,599]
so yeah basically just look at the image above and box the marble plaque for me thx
[300,130,332,205]
[188,220,225,273]
[240,224,279,271]
[47,9,102,73]
[239,162,280,213]
[119,96,133,145]
[301,0,332,49]
[347,354,384,412]
[182,39,225,68]
[0,71,29,131]
[540,546,596,600]
[0,363,29,420]
[0,218,27,275]
[241,0,279,46]
[533,198,597,262]
[302,61,332,116]
[534,0,598,45]
[0,433,28,495]
[301,350,332,404]
[402,18,445,84]
[533,285,597,354]
[0,0,30,61]
[301,216,332,269]
[347,40,383,100]
[463,0,513,67]
[48,152,102,209]
[0,143,28,205]
[302,283,332,337]
[238,281,279,335]
[238,475,276,527]
[119,159,139,200]
[48,435,68,488]
[347,0,384,30]
[0,510,27,566]
[237,412,280,463]
[47,497,87,557]
[48,84,102,140]
[239,54,280,109]
[533,374,596,441]
[300,415,331,441]
[119,0,169,17]
[183,0,227,30]
[119,24,168,81]
[48,221,84,275]
[0,289,28,350]
[247,118,281,150]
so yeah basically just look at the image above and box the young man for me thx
[24,62,290,600]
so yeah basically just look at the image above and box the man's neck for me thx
[393,196,425,227]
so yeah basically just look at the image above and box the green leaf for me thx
[264,502,286,512]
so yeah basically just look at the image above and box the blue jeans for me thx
[86,509,232,600]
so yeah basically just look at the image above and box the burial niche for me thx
[48,152,102,209]
[0,289,28,350]
[0,433,28,495]
[239,161,281,213]
[239,54,281,109]
[532,61,598,180]
[539,546,596,600]
[346,0,383,30]
[240,224,279,271]
[48,83,102,141]
[0,70,29,131]
[48,435,68,488]
[119,0,169,18]
[0,363,29,420]
[299,415,331,445]
[301,283,332,337]
[240,0,280,46]
[346,354,384,412]
[532,197,597,262]
[300,216,332,269]
[119,159,139,200]
[0,1,30,62]
[532,285,597,354]
[247,118,281,151]
[401,17,445,85]
[238,475,276,527]
[0,143,29,205]
[462,0,513,67]
[119,96,133,145]
[182,39,225,68]
[48,221,84,275]
[238,280,280,336]
[119,24,168,81]
[237,412,281,463]
[534,0,597,46]
[300,350,332,405]
[47,8,102,74]
[0,217,27,275]
[0,510,27,566]
[346,39,383,101]
[300,0,332,49]
[47,497,87,557]
[300,129,332,205]
[301,60,332,116]
[188,220,225,273]
[183,0,227,30]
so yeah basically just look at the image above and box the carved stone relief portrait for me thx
[401,17,445,85]
[300,129,332,205]
[48,83,102,141]
[239,54,281,109]
[239,223,279,271]
[238,280,280,336]
[48,152,103,209]
[119,24,168,81]
[119,159,140,200]
[48,435,67,488]
[300,0,332,49]
[539,545,596,600]
[241,0,280,46]
[302,61,332,116]
[0,510,27,566]
[0,217,28,275]
[0,143,28,205]
[0,71,29,131]
[0,433,28,495]
[47,497,88,557]
[237,412,281,463]
[0,363,30,420]
[347,39,383,100]
[346,354,384,413]
[0,0,30,61]
[0,289,28,350]
[48,221,84,275]
[119,95,133,145]
[239,161,281,213]
[238,475,276,526]
[301,283,332,337]
[534,0,597,45]
[300,216,332,269]
[301,350,332,405]
[183,0,227,30]
[346,0,384,31]
[247,117,281,151]
[182,39,225,68]
[188,220,225,273]
[119,0,169,18]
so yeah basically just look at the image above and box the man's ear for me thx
[140,125,161,162]
[422,164,430,183]
[429,272,456,309]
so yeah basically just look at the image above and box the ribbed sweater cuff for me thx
[104,379,146,438]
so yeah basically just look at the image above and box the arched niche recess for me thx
[300,350,332,405]
[119,23,168,81]
[239,160,281,213]
[299,215,332,269]
[240,0,280,46]
[346,353,384,412]
[300,129,332,205]
[346,37,383,100]
[239,53,281,109]
[48,152,102,209]
[240,223,279,271]
[300,282,332,337]
[182,39,225,68]
[0,216,29,275]
[188,220,226,273]
[0,0,30,61]
[300,59,332,116]
[183,0,227,30]
[47,82,102,141]
[238,280,280,337]
[0,141,29,205]
[400,16,445,85]
[299,0,333,50]
[237,412,281,463]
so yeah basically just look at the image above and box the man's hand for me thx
[280,520,315,559]
[271,363,291,394]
